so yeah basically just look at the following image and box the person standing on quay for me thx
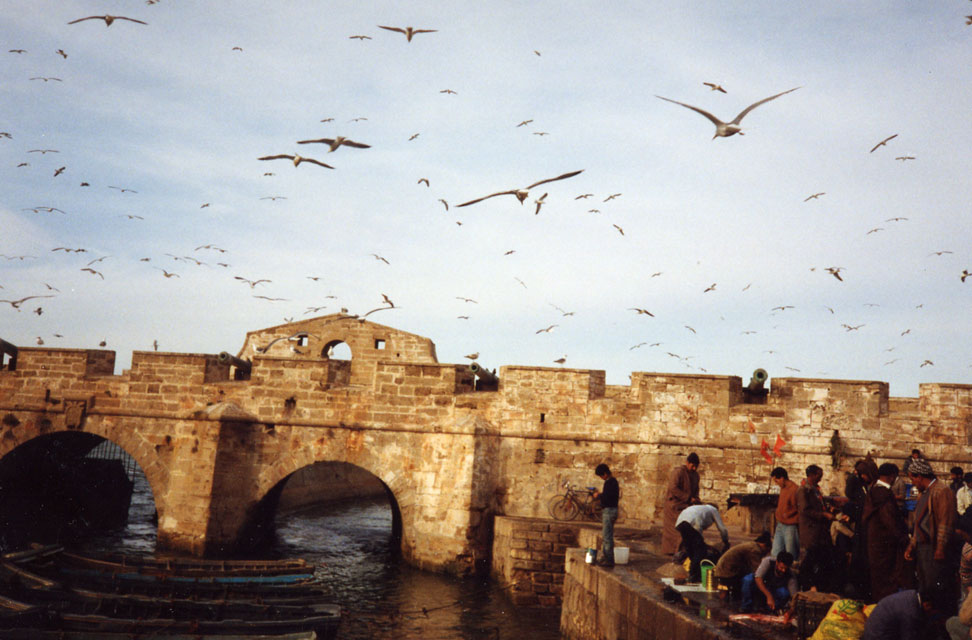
[593,463,619,568]
[770,467,800,560]
[863,462,909,602]
[797,464,839,592]
[662,452,701,556]
[904,458,958,613]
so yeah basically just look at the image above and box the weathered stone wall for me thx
[492,516,593,606]
[1,314,970,572]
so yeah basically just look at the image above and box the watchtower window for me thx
[375,339,386,350]
[296,335,309,347]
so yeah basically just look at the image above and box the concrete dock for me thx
[559,526,801,639]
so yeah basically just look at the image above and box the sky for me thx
[1,1,970,398]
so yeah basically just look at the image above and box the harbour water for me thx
[82,470,563,640]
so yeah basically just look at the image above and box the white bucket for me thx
[614,547,630,565]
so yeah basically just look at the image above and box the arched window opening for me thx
[322,340,352,360]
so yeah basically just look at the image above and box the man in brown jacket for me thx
[662,452,701,555]
[771,467,800,560]
[904,458,958,613]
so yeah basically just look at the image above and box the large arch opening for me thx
[0,433,156,553]
[238,461,400,559]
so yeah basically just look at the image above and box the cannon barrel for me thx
[747,368,768,392]
[469,362,498,385]
[218,351,252,375]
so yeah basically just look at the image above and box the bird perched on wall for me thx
[68,15,147,26]
[655,87,800,138]
[457,170,583,207]
[553,355,567,365]
[297,136,370,152]
[258,154,333,169]
[377,25,437,41]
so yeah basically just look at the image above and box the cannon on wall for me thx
[218,351,252,380]
[469,362,498,391]
[742,368,769,403]
[747,368,768,392]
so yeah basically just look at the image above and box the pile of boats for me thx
[0,544,340,639]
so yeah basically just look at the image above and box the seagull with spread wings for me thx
[68,15,147,26]
[297,136,370,152]
[258,154,333,169]
[870,134,898,153]
[1,294,55,309]
[655,87,800,138]
[377,25,437,41]
[457,170,583,207]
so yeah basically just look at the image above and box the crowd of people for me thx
[656,450,972,640]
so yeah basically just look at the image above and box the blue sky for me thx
[2,1,970,397]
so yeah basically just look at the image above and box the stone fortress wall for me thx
[1,315,970,571]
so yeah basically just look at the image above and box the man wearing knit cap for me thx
[904,457,958,615]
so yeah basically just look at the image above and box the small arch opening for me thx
[322,340,352,360]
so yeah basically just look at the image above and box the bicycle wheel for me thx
[586,498,604,522]
[549,496,580,521]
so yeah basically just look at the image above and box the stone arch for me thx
[247,439,413,556]
[0,424,160,547]
[0,417,164,516]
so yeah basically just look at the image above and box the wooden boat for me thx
[54,607,340,638]
[0,589,339,639]
[8,544,314,581]
[22,559,331,603]
[0,592,48,628]
[1,559,337,622]
[54,550,316,583]
[0,630,319,640]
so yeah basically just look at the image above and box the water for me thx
[82,471,563,640]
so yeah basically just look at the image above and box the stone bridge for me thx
[1,314,970,574]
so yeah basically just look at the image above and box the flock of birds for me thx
[1,6,970,388]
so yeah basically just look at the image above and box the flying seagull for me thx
[377,25,437,41]
[870,134,898,153]
[258,154,333,169]
[456,170,583,207]
[297,136,370,152]
[703,82,727,93]
[655,87,800,138]
[68,15,147,26]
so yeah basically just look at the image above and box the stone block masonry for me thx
[1,313,970,572]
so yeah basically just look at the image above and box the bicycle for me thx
[547,481,603,521]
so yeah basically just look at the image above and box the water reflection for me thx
[83,472,562,640]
